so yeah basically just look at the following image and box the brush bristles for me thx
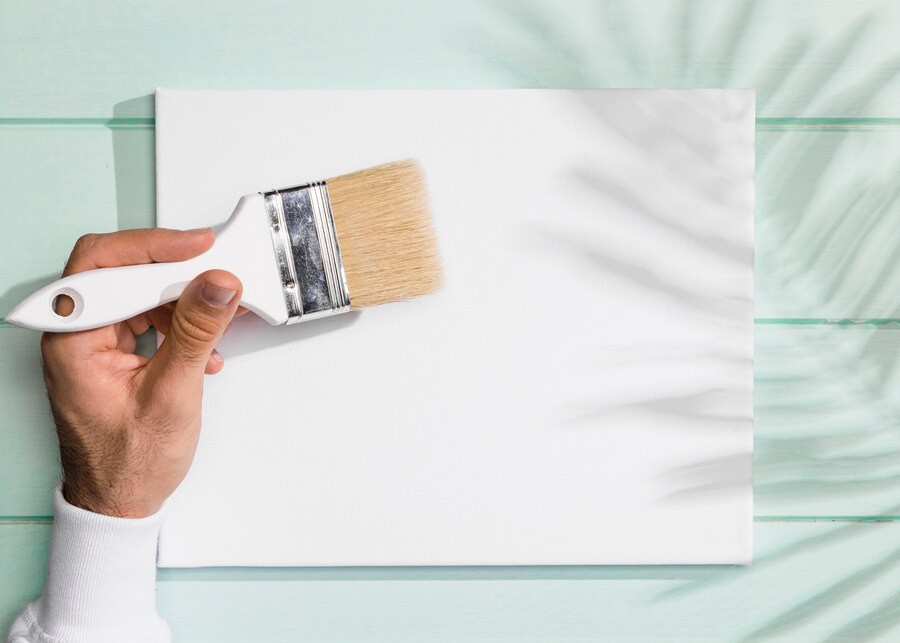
[328,160,442,309]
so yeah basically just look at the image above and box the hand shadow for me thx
[221,309,362,359]
[0,273,60,319]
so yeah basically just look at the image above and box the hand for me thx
[40,228,244,518]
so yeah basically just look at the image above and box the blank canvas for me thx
[155,89,754,566]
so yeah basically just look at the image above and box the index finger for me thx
[63,227,215,277]
[53,227,216,317]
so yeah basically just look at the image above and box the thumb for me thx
[152,270,242,384]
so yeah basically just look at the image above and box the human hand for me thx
[40,228,243,518]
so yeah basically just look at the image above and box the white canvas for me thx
[155,89,754,566]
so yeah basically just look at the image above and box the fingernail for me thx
[188,227,212,235]
[202,283,237,307]
[210,350,224,364]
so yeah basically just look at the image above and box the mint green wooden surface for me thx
[6,522,900,641]
[2,1,900,640]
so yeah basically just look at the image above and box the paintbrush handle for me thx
[10,256,220,332]
[6,194,289,332]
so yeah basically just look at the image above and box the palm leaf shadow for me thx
[461,1,900,640]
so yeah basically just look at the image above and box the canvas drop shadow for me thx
[112,95,156,231]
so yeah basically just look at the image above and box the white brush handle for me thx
[6,194,289,332]
[21,256,221,330]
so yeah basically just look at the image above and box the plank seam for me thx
[754,319,900,326]
[0,118,153,129]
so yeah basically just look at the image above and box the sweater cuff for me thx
[28,485,169,642]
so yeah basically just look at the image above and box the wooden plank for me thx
[0,525,49,630]
[3,323,899,518]
[1,1,900,118]
[756,129,900,319]
[0,127,154,317]
[4,522,900,641]
[755,324,900,517]
[0,329,58,516]
[1,126,899,319]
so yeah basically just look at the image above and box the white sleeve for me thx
[6,485,170,643]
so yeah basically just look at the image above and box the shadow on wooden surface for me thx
[112,95,156,231]
[0,274,59,319]
[500,0,900,320]
[465,0,900,117]
[0,97,155,316]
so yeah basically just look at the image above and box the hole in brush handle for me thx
[51,287,83,320]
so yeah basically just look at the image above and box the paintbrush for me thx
[7,160,441,332]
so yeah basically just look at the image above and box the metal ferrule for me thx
[262,181,351,324]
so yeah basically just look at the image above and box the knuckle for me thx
[171,308,220,356]
[72,233,99,256]
[64,233,102,274]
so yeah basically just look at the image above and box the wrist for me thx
[62,479,162,519]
